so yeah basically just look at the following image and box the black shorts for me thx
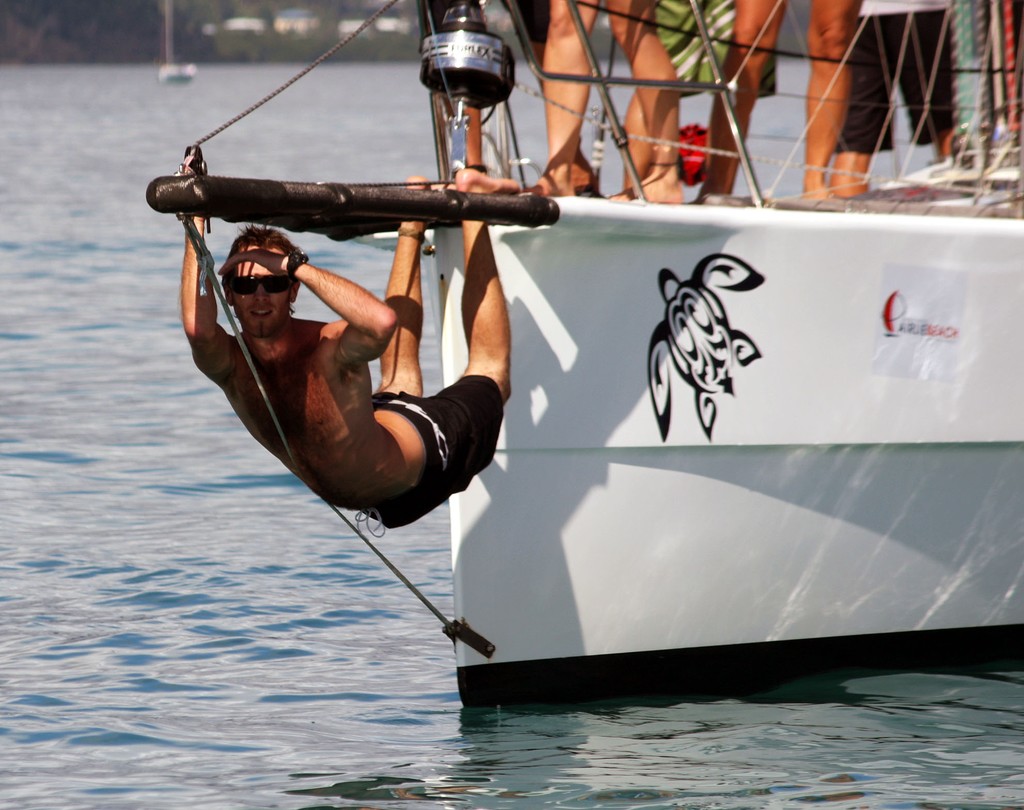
[840,10,953,153]
[514,0,550,44]
[370,375,504,528]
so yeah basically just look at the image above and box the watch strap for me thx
[286,249,308,281]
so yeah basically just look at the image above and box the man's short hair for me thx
[222,225,300,288]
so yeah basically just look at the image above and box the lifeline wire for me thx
[178,217,458,637]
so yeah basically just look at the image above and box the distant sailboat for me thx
[158,0,196,83]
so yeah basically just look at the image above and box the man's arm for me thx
[299,261,398,366]
[179,217,234,382]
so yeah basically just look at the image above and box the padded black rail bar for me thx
[146,174,561,240]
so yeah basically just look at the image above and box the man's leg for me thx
[456,171,512,403]
[702,0,785,197]
[829,150,871,197]
[378,218,426,397]
[802,0,863,197]
[828,16,882,198]
[608,0,682,204]
[530,0,601,197]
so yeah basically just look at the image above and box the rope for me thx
[178,216,460,639]
[191,0,402,148]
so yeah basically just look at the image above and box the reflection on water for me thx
[282,665,1024,809]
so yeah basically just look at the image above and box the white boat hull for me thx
[427,198,1024,704]
[158,63,197,83]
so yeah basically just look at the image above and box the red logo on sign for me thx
[881,290,959,340]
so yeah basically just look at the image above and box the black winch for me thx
[419,0,515,110]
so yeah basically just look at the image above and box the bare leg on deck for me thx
[802,0,862,197]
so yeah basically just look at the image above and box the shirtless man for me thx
[179,169,514,528]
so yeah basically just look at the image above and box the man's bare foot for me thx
[406,174,430,191]
[641,175,684,205]
[526,174,559,197]
[525,166,576,197]
[570,155,599,196]
[455,168,521,195]
[803,171,832,199]
[525,152,599,196]
[610,171,683,204]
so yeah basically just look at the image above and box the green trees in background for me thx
[0,0,421,64]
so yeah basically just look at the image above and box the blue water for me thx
[2,63,1023,809]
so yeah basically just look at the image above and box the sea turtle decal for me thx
[648,253,764,441]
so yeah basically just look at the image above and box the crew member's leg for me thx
[527,27,600,195]
[803,0,863,197]
[829,14,886,197]
[897,9,954,159]
[531,0,602,197]
[378,211,426,397]
[702,0,785,196]
[609,0,682,203]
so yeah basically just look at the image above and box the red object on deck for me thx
[678,124,708,186]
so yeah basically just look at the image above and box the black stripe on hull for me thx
[457,624,1024,706]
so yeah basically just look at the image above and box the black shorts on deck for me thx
[370,375,504,529]
[840,10,953,153]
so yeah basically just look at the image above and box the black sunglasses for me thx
[230,275,293,295]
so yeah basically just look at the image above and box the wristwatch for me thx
[286,249,308,281]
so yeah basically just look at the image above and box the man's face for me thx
[226,251,298,339]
